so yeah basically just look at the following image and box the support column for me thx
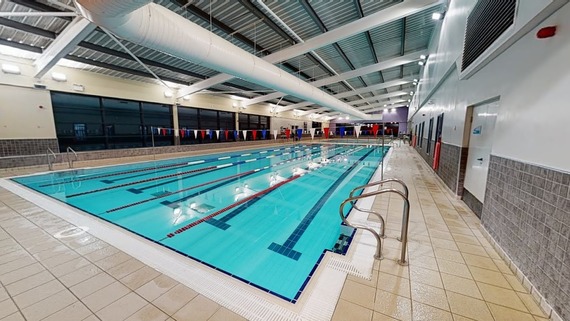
[173,103,180,145]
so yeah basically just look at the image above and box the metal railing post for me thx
[340,186,410,265]
[66,147,77,168]
[46,148,57,171]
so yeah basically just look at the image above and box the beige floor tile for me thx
[40,251,81,269]
[446,292,493,321]
[0,299,19,319]
[341,279,376,309]
[41,301,92,321]
[533,316,549,321]
[441,273,482,299]
[124,304,169,321]
[436,258,472,279]
[59,263,102,287]
[0,286,8,302]
[372,311,399,321]
[455,243,489,257]
[107,258,146,279]
[487,303,535,321]
[468,266,511,289]
[136,274,178,302]
[83,246,120,262]
[173,295,219,321]
[49,257,92,277]
[379,259,409,279]
[0,312,26,321]
[493,259,514,275]
[70,272,115,298]
[95,251,133,270]
[96,292,147,321]
[332,299,373,321]
[0,256,36,275]
[517,292,547,317]
[412,301,453,321]
[152,284,198,316]
[504,274,527,293]
[409,266,443,288]
[0,250,30,265]
[374,289,411,321]
[82,281,130,312]
[430,238,459,251]
[377,271,411,298]
[5,270,55,296]
[410,282,449,311]
[75,240,109,256]
[121,266,161,291]
[0,263,45,285]
[452,314,476,320]
[429,231,454,241]
[348,270,379,288]
[477,283,527,312]
[21,290,77,321]
[452,235,480,246]
[411,255,439,271]
[462,254,498,271]
[434,248,465,264]
[13,279,65,308]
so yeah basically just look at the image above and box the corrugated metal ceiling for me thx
[0,0,442,112]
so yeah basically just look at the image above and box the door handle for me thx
[477,158,483,161]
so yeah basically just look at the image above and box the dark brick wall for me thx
[463,188,483,218]
[482,155,570,319]
[416,138,434,167]
[0,139,59,157]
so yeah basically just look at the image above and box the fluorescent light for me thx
[1,63,20,75]
[183,95,190,100]
[413,79,418,82]
[418,61,424,66]
[391,108,396,113]
[410,91,414,95]
[51,72,67,82]
[432,12,443,20]
[164,90,173,98]
[420,55,426,60]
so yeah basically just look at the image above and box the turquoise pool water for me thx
[13,144,388,302]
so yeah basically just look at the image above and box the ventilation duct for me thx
[75,0,371,120]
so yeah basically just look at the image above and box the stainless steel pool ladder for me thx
[46,148,57,171]
[339,178,410,265]
[66,147,78,168]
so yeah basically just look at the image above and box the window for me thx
[142,102,172,147]
[427,118,434,154]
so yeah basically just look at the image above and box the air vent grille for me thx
[461,0,517,71]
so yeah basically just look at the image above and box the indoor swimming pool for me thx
[12,144,388,302]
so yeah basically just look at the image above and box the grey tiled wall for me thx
[0,139,59,157]
[462,188,482,218]
[482,155,570,319]
[437,143,461,194]
[416,138,434,167]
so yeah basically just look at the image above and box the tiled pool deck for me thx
[0,143,554,321]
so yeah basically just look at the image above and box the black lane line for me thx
[103,145,312,184]
[65,165,218,198]
[104,146,347,213]
[268,147,376,261]
[204,147,360,230]
[38,145,312,187]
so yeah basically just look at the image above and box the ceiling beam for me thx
[177,0,439,97]
[243,50,424,106]
[9,0,73,21]
[350,91,409,106]
[34,17,96,78]
[354,0,385,91]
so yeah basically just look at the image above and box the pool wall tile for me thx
[482,154,570,320]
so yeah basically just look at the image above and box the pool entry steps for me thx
[339,178,410,265]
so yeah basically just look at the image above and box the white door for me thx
[463,100,499,202]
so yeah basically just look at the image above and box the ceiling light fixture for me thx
[432,12,444,20]
[51,72,67,82]
[164,90,173,98]
[420,54,426,60]
[1,64,21,75]
[418,61,425,66]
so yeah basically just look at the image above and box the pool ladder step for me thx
[339,178,410,266]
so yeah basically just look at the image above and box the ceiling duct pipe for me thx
[75,0,371,120]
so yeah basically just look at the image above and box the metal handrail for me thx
[346,179,409,239]
[340,188,410,265]
[349,178,408,199]
[46,148,57,171]
[66,147,78,168]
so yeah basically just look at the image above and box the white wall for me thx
[0,54,328,138]
[410,0,570,172]
[0,85,56,139]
